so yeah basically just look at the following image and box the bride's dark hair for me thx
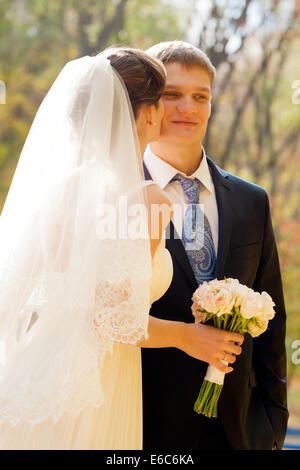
[99,46,166,119]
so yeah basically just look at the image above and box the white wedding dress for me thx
[0,54,172,451]
[0,237,173,450]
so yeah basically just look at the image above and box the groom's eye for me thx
[195,94,209,101]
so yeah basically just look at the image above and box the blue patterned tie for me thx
[171,173,216,284]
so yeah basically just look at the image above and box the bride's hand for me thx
[176,322,244,374]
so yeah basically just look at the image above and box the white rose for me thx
[198,284,235,316]
[220,278,253,309]
[191,279,235,318]
[191,282,217,314]
[232,283,253,308]
[191,283,210,321]
[213,286,235,316]
[246,317,269,337]
[199,289,220,314]
[240,291,263,319]
[260,291,275,320]
[223,278,240,287]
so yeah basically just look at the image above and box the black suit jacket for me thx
[142,157,288,450]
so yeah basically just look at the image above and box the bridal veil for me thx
[0,55,152,428]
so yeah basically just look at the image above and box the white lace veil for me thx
[0,55,152,426]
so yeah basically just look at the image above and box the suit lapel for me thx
[166,221,199,289]
[143,158,234,287]
[206,157,234,279]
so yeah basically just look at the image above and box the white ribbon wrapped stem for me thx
[204,360,228,385]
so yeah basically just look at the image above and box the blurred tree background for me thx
[0,0,300,424]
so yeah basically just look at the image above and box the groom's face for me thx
[158,62,212,146]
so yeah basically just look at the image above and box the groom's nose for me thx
[176,96,197,113]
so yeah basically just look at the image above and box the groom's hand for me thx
[177,322,244,374]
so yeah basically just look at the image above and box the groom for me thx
[141,41,288,450]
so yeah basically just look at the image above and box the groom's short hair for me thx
[146,40,216,85]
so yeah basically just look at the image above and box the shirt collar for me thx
[143,145,214,194]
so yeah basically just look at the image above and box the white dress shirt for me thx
[143,145,219,255]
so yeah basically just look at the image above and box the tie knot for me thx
[171,173,200,204]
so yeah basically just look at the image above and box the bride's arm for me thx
[138,316,243,374]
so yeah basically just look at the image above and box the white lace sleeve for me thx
[92,238,151,352]
[94,278,147,348]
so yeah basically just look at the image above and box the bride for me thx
[0,47,173,449]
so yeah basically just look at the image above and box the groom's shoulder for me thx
[207,156,268,200]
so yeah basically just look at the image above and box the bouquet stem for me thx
[192,278,275,419]
[194,380,223,418]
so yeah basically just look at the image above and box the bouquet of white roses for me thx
[192,278,275,418]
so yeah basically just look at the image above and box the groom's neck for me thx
[150,142,203,176]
